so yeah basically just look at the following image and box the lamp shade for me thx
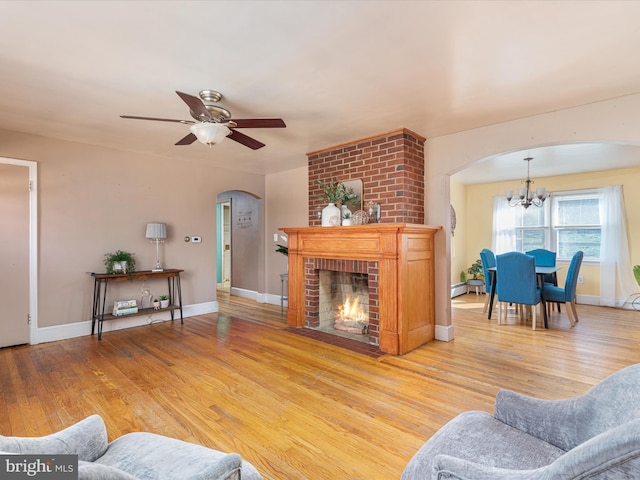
[145,223,167,240]
[189,123,231,146]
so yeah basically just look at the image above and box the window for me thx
[507,190,601,262]
[552,193,601,261]
[514,202,549,253]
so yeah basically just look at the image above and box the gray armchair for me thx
[0,414,263,480]
[401,363,640,479]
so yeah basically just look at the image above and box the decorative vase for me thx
[342,218,352,226]
[321,203,341,226]
[160,299,170,309]
[340,205,350,222]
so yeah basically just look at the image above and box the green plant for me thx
[340,185,359,207]
[315,179,343,203]
[275,244,288,256]
[460,270,466,283]
[634,265,640,286]
[466,259,484,281]
[158,294,168,301]
[342,211,351,219]
[315,179,360,206]
[104,250,136,274]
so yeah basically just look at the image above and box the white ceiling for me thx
[1,1,640,177]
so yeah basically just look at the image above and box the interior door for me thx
[0,163,30,347]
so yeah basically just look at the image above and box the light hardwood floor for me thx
[1,292,639,479]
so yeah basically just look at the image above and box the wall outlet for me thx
[577,275,584,283]
[191,236,202,243]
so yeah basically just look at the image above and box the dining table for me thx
[487,265,561,328]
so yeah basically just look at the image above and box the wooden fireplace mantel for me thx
[281,224,442,355]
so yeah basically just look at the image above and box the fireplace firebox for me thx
[316,266,376,343]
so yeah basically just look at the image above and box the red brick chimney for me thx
[307,128,426,225]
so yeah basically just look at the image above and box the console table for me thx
[91,269,184,340]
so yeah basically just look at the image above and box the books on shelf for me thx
[113,300,138,316]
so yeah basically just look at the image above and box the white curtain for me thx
[599,185,637,307]
[492,196,516,254]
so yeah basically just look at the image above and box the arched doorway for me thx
[216,190,264,300]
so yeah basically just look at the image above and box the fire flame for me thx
[338,296,368,323]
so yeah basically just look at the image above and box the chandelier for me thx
[505,157,548,209]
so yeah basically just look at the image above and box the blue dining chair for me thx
[526,248,560,312]
[479,248,496,314]
[543,251,584,327]
[525,248,556,267]
[496,252,542,330]
[526,248,558,282]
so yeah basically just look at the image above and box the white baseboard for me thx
[231,288,286,308]
[575,294,599,306]
[34,301,218,345]
[451,283,467,298]
[259,292,287,307]
[230,287,257,301]
[435,324,454,342]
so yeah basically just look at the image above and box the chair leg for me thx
[570,299,580,323]
[565,303,576,327]
[532,304,537,331]
[483,294,489,313]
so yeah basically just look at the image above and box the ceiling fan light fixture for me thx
[189,122,231,146]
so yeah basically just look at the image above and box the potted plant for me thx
[340,185,359,224]
[465,259,485,292]
[314,179,345,204]
[104,250,136,274]
[158,294,170,309]
[315,179,344,226]
[315,180,361,227]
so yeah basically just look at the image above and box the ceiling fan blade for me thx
[231,118,286,128]
[120,115,194,124]
[227,129,265,150]
[175,133,197,146]
[175,91,211,120]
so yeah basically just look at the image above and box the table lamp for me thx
[145,223,167,272]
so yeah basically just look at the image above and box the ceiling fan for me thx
[120,90,286,150]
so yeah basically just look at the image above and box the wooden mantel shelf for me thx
[281,224,442,355]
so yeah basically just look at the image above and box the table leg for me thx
[98,279,108,340]
[167,277,175,321]
[488,271,496,319]
[538,273,549,329]
[176,273,183,323]
[92,277,100,336]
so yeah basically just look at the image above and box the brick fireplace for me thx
[282,224,440,355]
[281,129,440,355]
